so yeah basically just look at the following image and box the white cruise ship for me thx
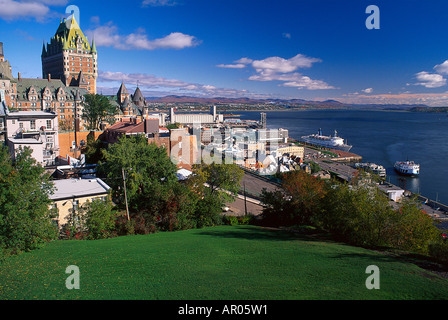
[301,129,352,152]
[394,161,420,176]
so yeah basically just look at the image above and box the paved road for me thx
[240,172,281,198]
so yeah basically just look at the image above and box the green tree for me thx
[81,198,117,240]
[84,134,107,164]
[317,182,441,254]
[0,146,58,254]
[100,134,178,211]
[166,122,182,130]
[82,94,117,131]
[187,163,244,227]
[261,170,328,227]
[99,134,189,232]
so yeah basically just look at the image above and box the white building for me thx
[170,106,223,125]
[3,105,59,166]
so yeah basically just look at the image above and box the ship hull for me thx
[301,139,353,152]
[394,167,420,176]
[394,161,420,176]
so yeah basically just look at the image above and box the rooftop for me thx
[50,178,110,201]
[7,110,57,118]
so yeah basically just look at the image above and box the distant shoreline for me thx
[220,108,414,113]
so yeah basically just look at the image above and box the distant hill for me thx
[146,95,430,110]
[409,106,448,113]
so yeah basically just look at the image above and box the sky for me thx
[2,0,448,106]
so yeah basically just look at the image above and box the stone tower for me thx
[42,15,97,94]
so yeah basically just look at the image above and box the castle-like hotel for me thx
[0,15,152,131]
[0,15,157,165]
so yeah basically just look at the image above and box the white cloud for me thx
[252,54,320,75]
[217,53,334,90]
[216,63,247,69]
[434,60,448,75]
[86,23,200,51]
[98,70,271,99]
[217,57,253,69]
[415,71,446,88]
[282,33,291,39]
[0,0,54,21]
[362,88,373,94]
[281,76,335,90]
[235,57,253,64]
[0,0,69,22]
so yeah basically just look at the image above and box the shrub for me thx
[81,199,117,240]
[428,241,448,265]
[223,214,254,226]
[223,215,239,226]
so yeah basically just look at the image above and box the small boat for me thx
[394,160,420,176]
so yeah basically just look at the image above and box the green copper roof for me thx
[91,38,97,53]
[54,15,91,52]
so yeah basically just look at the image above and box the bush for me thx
[428,241,448,265]
[82,199,117,240]
[223,214,254,226]
[223,215,239,226]
[0,146,58,253]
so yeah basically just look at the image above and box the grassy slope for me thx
[0,225,447,300]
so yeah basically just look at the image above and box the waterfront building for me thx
[275,144,305,159]
[170,106,223,125]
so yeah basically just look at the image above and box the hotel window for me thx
[46,120,52,129]
[30,120,36,130]
[19,122,23,129]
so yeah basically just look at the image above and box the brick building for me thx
[42,16,97,95]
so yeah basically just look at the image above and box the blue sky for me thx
[2,0,448,105]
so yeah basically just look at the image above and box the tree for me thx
[187,163,244,227]
[261,170,328,227]
[81,198,117,240]
[99,134,187,232]
[83,134,107,164]
[0,146,58,254]
[100,134,178,211]
[82,94,117,131]
[189,162,244,197]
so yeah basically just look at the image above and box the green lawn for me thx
[1,225,447,300]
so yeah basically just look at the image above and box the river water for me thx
[235,109,448,205]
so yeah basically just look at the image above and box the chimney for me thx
[18,72,21,82]
[48,74,51,82]
[0,42,3,57]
